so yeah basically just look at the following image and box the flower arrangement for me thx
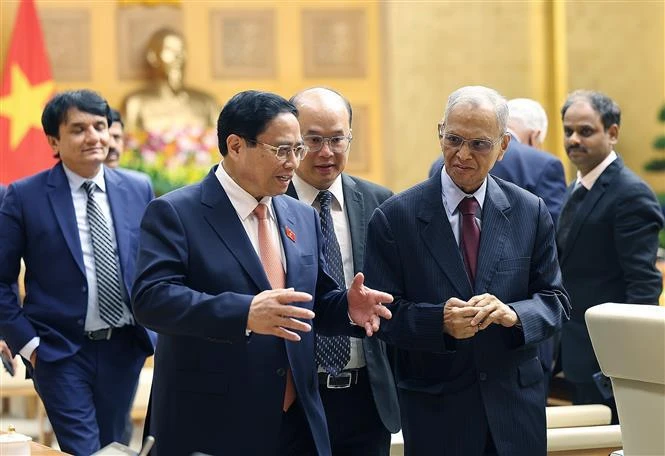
[121,126,219,196]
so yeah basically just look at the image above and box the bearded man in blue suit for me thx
[365,86,570,456]
[131,90,393,456]
[0,90,154,455]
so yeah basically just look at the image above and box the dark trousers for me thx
[278,399,317,456]
[31,328,145,456]
[319,367,391,456]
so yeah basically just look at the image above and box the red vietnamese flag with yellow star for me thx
[0,0,56,184]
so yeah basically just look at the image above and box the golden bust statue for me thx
[122,28,218,132]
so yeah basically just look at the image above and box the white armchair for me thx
[586,302,665,456]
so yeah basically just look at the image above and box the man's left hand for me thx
[468,293,520,330]
[347,273,393,336]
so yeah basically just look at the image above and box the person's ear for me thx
[225,134,243,159]
[607,124,619,146]
[527,130,541,148]
[496,133,510,161]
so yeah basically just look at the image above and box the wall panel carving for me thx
[41,8,91,81]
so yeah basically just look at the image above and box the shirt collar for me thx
[440,166,487,216]
[62,163,106,192]
[215,161,275,221]
[291,174,345,211]
[576,150,618,190]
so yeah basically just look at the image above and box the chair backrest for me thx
[586,303,665,456]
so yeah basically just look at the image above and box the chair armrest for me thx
[546,405,612,428]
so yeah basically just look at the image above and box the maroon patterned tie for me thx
[459,197,480,285]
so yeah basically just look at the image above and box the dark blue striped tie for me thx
[82,181,125,326]
[315,190,351,376]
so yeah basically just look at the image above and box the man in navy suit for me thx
[287,87,400,455]
[365,86,570,455]
[131,90,393,456]
[0,90,155,455]
[557,90,663,422]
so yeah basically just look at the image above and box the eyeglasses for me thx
[246,139,308,161]
[438,126,504,154]
[303,134,352,154]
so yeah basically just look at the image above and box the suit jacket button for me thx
[77,319,84,325]
[276,368,286,377]
[81,286,87,293]
[479,372,487,381]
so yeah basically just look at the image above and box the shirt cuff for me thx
[19,337,39,361]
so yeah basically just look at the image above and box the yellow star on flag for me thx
[0,64,54,149]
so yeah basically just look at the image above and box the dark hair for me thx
[216,90,298,156]
[41,90,112,138]
[561,90,621,130]
[110,108,123,128]
[289,87,353,126]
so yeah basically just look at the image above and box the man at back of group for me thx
[287,87,400,455]
[429,97,566,223]
[365,85,570,455]
[557,90,663,422]
[0,90,155,455]
[131,90,393,456]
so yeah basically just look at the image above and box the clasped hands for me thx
[443,293,520,339]
[247,272,393,341]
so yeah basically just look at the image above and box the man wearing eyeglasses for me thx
[131,90,394,456]
[286,87,400,456]
[364,86,570,456]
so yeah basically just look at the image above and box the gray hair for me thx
[443,86,509,134]
[508,98,548,143]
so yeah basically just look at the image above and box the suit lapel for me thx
[559,158,623,264]
[47,163,85,275]
[200,170,270,291]
[418,177,472,297]
[341,174,365,274]
[105,168,132,289]
[272,196,300,288]
[475,177,510,293]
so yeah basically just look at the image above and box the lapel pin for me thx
[285,226,296,243]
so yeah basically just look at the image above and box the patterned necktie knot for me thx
[82,180,96,197]
[253,203,268,220]
[458,196,479,216]
[316,190,333,210]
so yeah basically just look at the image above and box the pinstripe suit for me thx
[364,173,570,456]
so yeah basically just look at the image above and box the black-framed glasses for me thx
[303,134,352,154]
[246,139,308,161]
[438,124,504,154]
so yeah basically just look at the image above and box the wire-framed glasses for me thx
[303,134,353,154]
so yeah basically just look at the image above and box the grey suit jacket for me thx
[287,173,401,433]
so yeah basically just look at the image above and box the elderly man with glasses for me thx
[131,90,393,456]
[364,85,570,456]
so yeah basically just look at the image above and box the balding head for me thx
[290,87,353,190]
[507,98,548,149]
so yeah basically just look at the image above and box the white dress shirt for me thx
[439,166,487,245]
[292,174,366,370]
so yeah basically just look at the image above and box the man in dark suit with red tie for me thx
[364,86,570,456]
[131,90,393,456]
[287,87,400,455]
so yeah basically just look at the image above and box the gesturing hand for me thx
[468,293,520,330]
[247,288,315,341]
[443,298,480,339]
[347,273,393,336]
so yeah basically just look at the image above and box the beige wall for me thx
[2,1,663,193]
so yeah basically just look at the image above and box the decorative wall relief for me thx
[210,9,276,79]
[41,8,91,81]
[302,9,367,78]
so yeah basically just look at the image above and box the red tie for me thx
[253,203,295,411]
[459,197,480,285]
